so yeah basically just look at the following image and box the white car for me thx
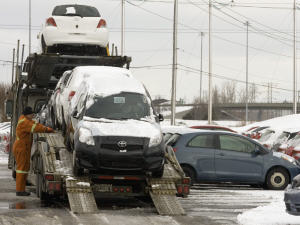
[49,70,72,129]
[51,66,134,133]
[39,4,109,55]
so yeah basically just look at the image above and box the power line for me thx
[177,64,294,93]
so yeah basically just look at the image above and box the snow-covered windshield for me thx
[259,130,274,142]
[290,134,300,147]
[85,92,151,120]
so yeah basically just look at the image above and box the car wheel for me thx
[266,167,289,190]
[41,36,47,54]
[37,155,49,200]
[181,166,196,185]
[152,167,164,178]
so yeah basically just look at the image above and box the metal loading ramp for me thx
[66,178,98,214]
[147,163,186,216]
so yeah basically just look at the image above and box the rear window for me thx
[52,5,100,17]
[166,134,181,147]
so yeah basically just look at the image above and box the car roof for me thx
[70,66,147,97]
[173,129,237,135]
[190,125,236,132]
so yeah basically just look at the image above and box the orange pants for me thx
[14,148,30,192]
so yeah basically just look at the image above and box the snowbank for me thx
[238,201,300,225]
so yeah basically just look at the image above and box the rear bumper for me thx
[74,139,165,174]
[43,27,109,47]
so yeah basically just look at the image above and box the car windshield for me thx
[85,92,151,120]
[259,130,274,142]
[290,134,300,147]
[52,5,100,17]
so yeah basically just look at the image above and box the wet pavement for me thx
[0,152,281,225]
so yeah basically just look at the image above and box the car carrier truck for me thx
[5,52,190,215]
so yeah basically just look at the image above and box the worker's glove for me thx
[46,127,54,133]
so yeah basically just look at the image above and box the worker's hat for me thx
[23,106,34,115]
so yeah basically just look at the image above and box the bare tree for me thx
[220,81,236,103]
[0,83,12,122]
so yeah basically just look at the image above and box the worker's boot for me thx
[16,191,30,196]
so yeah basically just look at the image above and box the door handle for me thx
[218,153,225,156]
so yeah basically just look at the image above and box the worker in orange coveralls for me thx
[13,106,54,196]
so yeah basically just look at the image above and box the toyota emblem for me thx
[117,140,127,148]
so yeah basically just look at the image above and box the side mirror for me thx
[5,100,13,119]
[254,145,261,154]
[72,110,79,119]
[158,114,164,122]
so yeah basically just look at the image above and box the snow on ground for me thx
[237,191,300,225]
[0,151,8,164]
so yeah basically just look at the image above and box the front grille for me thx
[101,144,143,151]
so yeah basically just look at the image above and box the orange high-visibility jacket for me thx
[13,115,51,161]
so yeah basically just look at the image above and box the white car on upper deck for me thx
[39,4,109,55]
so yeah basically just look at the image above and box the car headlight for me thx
[281,155,297,166]
[149,133,162,147]
[79,127,95,146]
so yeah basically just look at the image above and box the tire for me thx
[266,167,289,190]
[152,167,164,178]
[181,166,196,185]
[41,36,46,53]
[72,151,83,177]
[37,155,49,200]
[12,160,16,179]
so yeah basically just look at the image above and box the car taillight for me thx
[46,17,57,27]
[97,19,107,28]
[68,91,76,101]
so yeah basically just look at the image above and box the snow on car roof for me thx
[71,66,146,97]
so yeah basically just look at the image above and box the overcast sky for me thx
[0,0,299,103]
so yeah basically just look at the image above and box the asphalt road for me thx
[0,156,279,225]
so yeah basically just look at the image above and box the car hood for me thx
[272,151,298,165]
[77,116,161,138]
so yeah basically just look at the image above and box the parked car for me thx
[166,130,300,189]
[39,4,109,55]
[190,125,236,133]
[61,66,165,177]
[278,132,300,157]
[272,130,298,152]
[284,174,300,215]
[249,126,270,139]
[257,129,291,150]
[242,126,259,137]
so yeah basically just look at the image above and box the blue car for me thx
[167,129,300,190]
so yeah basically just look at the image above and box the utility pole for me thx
[121,0,125,56]
[11,49,15,85]
[29,0,31,54]
[293,0,297,113]
[171,0,178,125]
[200,32,204,104]
[245,21,249,124]
[208,0,212,124]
